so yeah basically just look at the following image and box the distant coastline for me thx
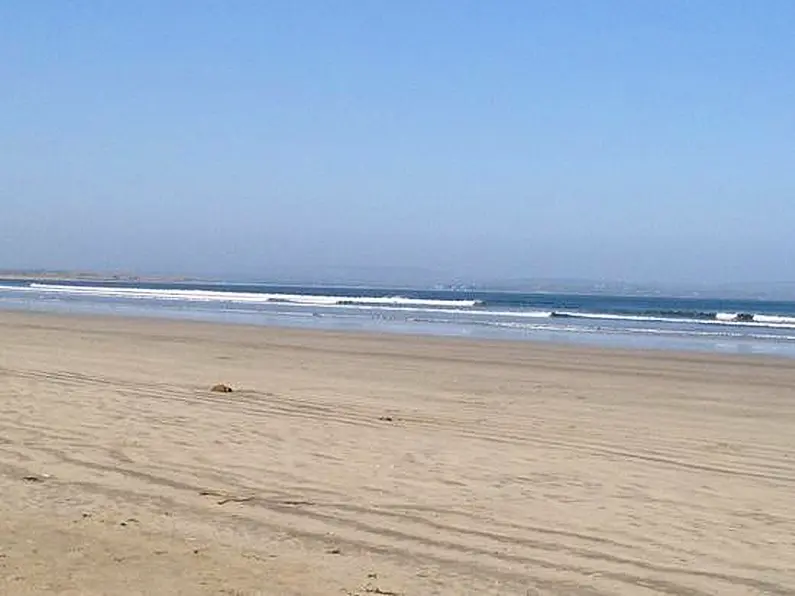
[0,270,202,284]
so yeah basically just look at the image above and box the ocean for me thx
[2,279,795,357]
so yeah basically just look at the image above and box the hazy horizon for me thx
[2,2,794,285]
[6,265,795,300]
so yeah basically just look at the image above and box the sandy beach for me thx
[1,311,793,595]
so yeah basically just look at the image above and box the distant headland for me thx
[0,270,202,284]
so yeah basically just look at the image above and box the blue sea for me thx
[2,279,795,357]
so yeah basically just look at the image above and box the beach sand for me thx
[1,311,793,595]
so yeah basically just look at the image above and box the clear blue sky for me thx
[2,1,793,284]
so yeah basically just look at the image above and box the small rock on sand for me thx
[210,384,233,393]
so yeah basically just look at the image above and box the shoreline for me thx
[1,310,794,594]
[4,307,794,367]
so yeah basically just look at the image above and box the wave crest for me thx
[26,283,481,308]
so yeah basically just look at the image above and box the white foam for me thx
[754,314,795,325]
[716,312,739,321]
[556,310,795,330]
[24,283,481,308]
[349,305,553,318]
[554,311,679,324]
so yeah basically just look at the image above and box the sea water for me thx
[2,280,795,357]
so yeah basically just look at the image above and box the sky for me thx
[2,1,794,285]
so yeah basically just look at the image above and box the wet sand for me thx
[1,311,793,595]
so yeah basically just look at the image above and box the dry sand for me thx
[1,311,794,595]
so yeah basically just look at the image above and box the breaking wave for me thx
[24,283,482,308]
[551,310,795,329]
